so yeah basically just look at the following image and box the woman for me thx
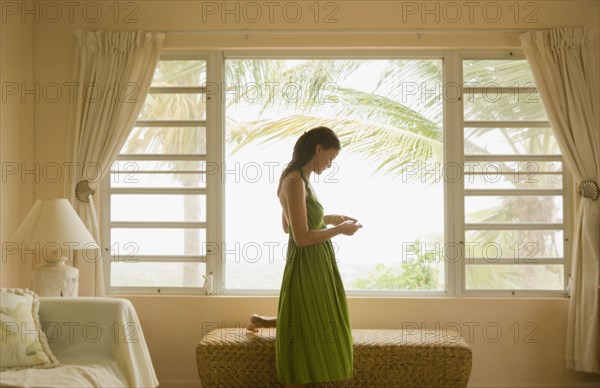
[247,126,362,387]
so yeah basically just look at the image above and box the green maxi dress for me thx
[275,170,354,385]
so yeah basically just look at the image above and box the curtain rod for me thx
[165,28,538,36]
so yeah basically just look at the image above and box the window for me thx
[105,57,210,293]
[459,55,568,294]
[104,50,569,296]
[224,58,445,295]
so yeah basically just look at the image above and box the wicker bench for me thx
[196,327,472,387]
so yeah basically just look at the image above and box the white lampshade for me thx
[11,198,100,251]
[11,198,99,297]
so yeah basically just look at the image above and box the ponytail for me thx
[277,126,341,196]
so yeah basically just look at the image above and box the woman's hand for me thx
[327,214,358,226]
[338,220,363,236]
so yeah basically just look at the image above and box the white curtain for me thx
[64,30,164,296]
[520,28,600,373]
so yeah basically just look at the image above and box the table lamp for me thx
[10,198,100,297]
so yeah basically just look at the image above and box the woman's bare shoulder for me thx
[281,170,304,189]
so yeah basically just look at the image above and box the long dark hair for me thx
[277,126,341,196]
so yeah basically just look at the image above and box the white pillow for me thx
[0,288,59,371]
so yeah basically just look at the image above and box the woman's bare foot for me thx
[246,313,277,332]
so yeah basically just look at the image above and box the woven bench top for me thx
[199,327,471,349]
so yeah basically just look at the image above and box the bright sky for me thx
[224,138,445,289]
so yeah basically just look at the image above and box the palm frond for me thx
[228,115,443,180]
[225,59,285,87]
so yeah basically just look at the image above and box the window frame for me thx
[454,50,572,298]
[102,48,571,298]
[222,49,449,297]
[102,51,218,295]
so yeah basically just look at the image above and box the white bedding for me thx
[0,297,159,388]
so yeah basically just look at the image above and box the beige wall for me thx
[0,7,34,288]
[1,1,599,387]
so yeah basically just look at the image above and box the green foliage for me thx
[352,240,441,290]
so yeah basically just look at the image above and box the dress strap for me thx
[298,169,312,196]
